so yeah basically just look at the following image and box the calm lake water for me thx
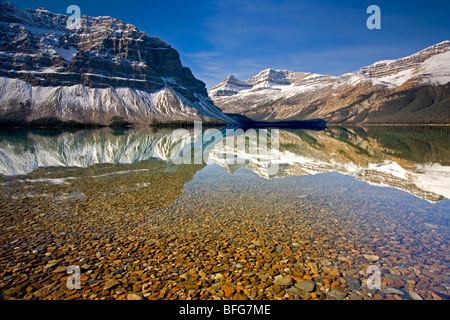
[0,126,449,300]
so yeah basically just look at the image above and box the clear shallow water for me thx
[0,126,449,300]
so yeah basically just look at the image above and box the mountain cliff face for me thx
[0,3,235,125]
[209,41,450,124]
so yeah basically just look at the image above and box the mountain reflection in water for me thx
[0,126,449,202]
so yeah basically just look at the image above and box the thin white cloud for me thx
[184,51,222,59]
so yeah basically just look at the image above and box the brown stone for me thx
[233,293,248,300]
[181,281,195,290]
[322,266,340,278]
[363,254,380,262]
[271,284,281,294]
[104,279,120,291]
[132,284,141,292]
[307,262,318,274]
[53,266,67,273]
[127,292,144,300]
[407,289,423,300]
[273,275,293,286]
[221,284,235,297]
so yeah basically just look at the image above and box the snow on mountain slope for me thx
[246,68,292,88]
[358,40,450,87]
[0,76,233,125]
[210,41,450,124]
[209,75,252,97]
[0,3,235,125]
[417,49,450,85]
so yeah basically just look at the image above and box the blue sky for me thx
[9,0,450,88]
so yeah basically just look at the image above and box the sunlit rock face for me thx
[0,3,235,125]
[210,42,450,124]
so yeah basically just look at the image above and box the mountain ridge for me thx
[210,41,450,124]
[0,3,236,126]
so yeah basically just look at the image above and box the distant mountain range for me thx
[0,3,448,127]
[0,3,236,126]
[209,41,450,124]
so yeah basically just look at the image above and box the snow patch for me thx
[54,46,78,62]
[414,163,450,199]
[367,161,408,179]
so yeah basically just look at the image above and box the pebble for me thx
[104,279,120,291]
[363,254,380,262]
[407,289,423,300]
[320,258,332,266]
[53,266,67,273]
[233,293,248,300]
[294,280,315,293]
[221,284,235,297]
[273,275,293,286]
[322,266,340,278]
[381,287,405,296]
[326,289,348,300]
[127,293,144,300]
[344,276,361,291]
[286,287,302,297]
[307,262,318,274]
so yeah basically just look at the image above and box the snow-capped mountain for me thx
[0,3,235,125]
[210,75,252,97]
[209,41,450,124]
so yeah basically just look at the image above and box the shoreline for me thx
[1,119,450,133]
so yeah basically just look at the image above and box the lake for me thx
[0,125,449,300]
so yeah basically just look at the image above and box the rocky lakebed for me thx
[0,158,448,300]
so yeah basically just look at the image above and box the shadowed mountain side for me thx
[0,3,236,126]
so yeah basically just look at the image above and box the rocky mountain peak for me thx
[246,68,291,87]
[0,3,235,125]
[222,74,249,86]
[357,41,450,85]
[209,41,450,124]
[0,3,206,96]
[208,74,252,97]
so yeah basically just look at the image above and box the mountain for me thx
[0,127,448,202]
[209,41,450,124]
[0,3,235,126]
